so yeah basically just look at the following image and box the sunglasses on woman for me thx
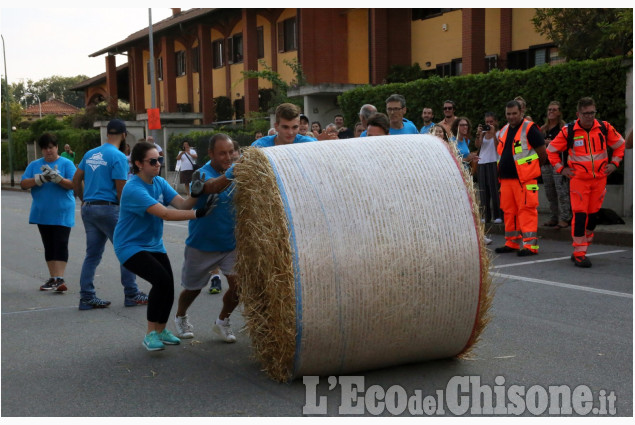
[144,158,160,166]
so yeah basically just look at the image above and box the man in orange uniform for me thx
[547,97,625,267]
[495,100,547,256]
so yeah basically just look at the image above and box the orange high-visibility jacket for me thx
[497,119,541,183]
[547,119,625,179]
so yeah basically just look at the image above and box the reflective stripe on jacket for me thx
[497,119,541,183]
[547,119,625,179]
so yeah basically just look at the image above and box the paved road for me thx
[1,190,632,417]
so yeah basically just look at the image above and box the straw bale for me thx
[234,134,493,382]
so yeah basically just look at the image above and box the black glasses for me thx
[443,106,454,110]
[145,158,160,166]
[386,107,404,113]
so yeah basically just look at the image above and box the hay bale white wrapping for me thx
[234,134,491,382]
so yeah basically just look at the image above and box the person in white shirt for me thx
[475,112,503,226]
[176,139,198,196]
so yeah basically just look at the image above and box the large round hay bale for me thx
[234,134,492,382]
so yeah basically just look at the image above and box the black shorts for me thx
[180,169,194,184]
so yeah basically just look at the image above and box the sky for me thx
[1,3,588,86]
[0,2,493,85]
[0,7,175,84]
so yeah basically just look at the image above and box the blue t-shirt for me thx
[389,118,419,135]
[226,133,318,179]
[78,143,128,203]
[251,134,317,148]
[113,175,177,264]
[186,162,236,252]
[420,123,435,134]
[452,137,471,159]
[22,157,76,227]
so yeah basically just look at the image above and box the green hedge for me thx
[51,129,101,164]
[1,129,31,173]
[339,56,629,136]
[1,128,100,173]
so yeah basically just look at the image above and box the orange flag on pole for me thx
[148,108,161,130]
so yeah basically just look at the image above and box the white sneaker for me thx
[493,218,503,224]
[174,315,194,339]
[213,318,236,343]
[484,236,493,245]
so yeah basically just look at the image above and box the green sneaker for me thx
[143,331,165,351]
[158,329,181,345]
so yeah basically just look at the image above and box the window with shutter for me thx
[227,37,234,65]
[157,57,164,81]
[277,21,284,53]
[212,39,224,68]
[175,51,186,76]
[257,26,264,59]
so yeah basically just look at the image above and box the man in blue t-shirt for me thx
[385,93,419,135]
[358,104,378,137]
[420,107,435,134]
[195,103,317,194]
[173,134,240,343]
[73,119,147,311]
[252,103,317,148]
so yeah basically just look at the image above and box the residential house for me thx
[72,8,556,126]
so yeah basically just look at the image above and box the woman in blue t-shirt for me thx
[113,141,216,351]
[450,116,479,170]
[20,133,76,292]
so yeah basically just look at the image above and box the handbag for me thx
[183,152,200,170]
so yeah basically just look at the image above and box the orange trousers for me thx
[499,179,539,252]
[569,177,606,258]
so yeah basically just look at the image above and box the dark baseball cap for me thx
[299,114,309,123]
[107,119,127,135]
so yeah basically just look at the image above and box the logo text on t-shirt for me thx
[87,152,107,171]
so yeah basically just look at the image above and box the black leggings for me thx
[123,251,174,324]
[37,224,71,262]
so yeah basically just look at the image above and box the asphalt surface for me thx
[1,189,632,417]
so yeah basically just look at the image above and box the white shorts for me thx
[180,245,237,290]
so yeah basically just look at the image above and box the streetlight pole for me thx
[1,34,15,186]
[148,9,156,112]
[148,9,163,176]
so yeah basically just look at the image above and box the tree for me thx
[533,9,633,61]
[1,79,23,134]
[30,75,88,108]
[7,75,88,109]
[238,59,305,112]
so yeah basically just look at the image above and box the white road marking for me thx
[492,272,632,299]
[492,250,628,269]
[2,306,79,315]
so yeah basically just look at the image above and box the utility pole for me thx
[148,9,157,112]
[2,34,15,186]
[148,9,164,176]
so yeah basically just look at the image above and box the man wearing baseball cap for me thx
[73,119,148,310]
